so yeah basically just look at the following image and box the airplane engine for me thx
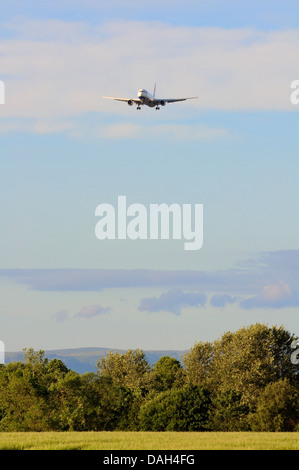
[160,100,166,106]
[128,100,134,106]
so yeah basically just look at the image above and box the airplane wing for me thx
[158,97,198,103]
[103,96,142,104]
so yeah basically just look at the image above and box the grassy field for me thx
[0,431,298,450]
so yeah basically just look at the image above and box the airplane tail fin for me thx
[153,83,156,97]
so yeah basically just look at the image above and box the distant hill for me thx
[4,347,188,374]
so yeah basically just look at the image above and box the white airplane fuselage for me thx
[137,89,160,108]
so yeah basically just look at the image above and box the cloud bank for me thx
[2,250,299,314]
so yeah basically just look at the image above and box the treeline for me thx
[0,323,298,432]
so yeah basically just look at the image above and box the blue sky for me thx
[0,1,299,353]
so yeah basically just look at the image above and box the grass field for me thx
[0,432,298,450]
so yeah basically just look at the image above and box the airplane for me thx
[103,84,198,110]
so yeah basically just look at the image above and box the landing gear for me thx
[137,106,141,110]
[156,106,160,110]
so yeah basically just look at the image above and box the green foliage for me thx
[183,341,213,387]
[79,374,140,431]
[248,378,299,431]
[46,370,86,430]
[139,385,211,431]
[0,357,51,431]
[96,349,150,389]
[184,323,297,407]
[0,324,298,432]
[209,389,250,431]
[148,356,184,392]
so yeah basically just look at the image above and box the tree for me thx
[79,373,139,431]
[96,349,150,389]
[206,323,296,406]
[0,328,298,432]
[149,356,184,392]
[139,385,211,431]
[23,348,47,366]
[46,358,69,377]
[209,389,250,431]
[183,341,213,387]
[46,370,86,430]
[248,378,299,431]
[0,360,51,431]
